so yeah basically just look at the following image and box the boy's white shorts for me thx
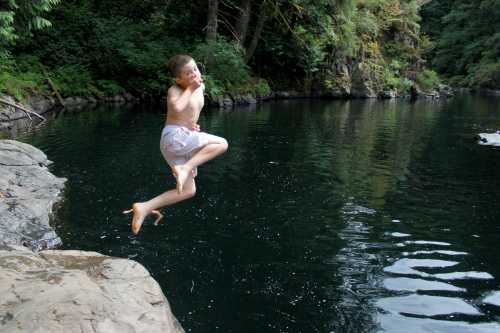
[160,124,214,176]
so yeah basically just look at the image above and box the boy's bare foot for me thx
[123,203,149,235]
[172,165,190,194]
[151,209,164,226]
[123,205,164,234]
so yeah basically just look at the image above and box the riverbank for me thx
[0,140,184,333]
[0,84,454,135]
[3,84,499,137]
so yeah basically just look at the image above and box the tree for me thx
[244,0,269,63]
[0,0,60,48]
[235,0,252,45]
[206,0,219,42]
[421,0,500,87]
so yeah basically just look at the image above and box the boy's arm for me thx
[167,78,203,113]
[167,86,193,113]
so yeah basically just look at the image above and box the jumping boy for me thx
[124,54,228,234]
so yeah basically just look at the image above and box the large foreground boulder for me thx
[0,247,184,333]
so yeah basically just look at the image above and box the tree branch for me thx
[0,98,46,121]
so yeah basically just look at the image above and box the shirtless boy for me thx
[124,54,228,234]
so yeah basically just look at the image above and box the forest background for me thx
[0,0,499,102]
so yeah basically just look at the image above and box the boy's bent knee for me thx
[185,187,196,198]
[220,138,228,152]
[184,181,196,198]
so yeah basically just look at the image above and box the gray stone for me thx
[324,86,350,98]
[351,63,378,98]
[220,94,233,108]
[0,248,184,333]
[63,97,78,106]
[0,140,66,248]
[478,132,500,146]
[481,89,500,97]
[230,93,243,104]
[438,84,454,97]
[87,97,98,104]
[275,91,303,99]
[112,95,126,103]
[0,95,33,122]
[242,93,257,104]
[26,95,56,114]
[423,90,440,98]
[123,93,135,101]
[379,90,397,99]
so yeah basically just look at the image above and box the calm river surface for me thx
[20,95,500,332]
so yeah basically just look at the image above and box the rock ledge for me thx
[0,140,184,333]
[0,247,184,333]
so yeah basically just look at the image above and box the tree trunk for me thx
[236,0,252,46]
[206,0,219,42]
[245,1,267,63]
[164,0,174,9]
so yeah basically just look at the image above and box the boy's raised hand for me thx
[188,75,203,91]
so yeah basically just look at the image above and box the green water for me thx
[21,96,500,332]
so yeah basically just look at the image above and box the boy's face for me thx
[175,60,201,88]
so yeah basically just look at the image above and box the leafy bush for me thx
[52,65,97,97]
[202,74,224,100]
[385,74,413,92]
[96,80,125,96]
[0,51,15,72]
[468,62,500,89]
[447,75,467,88]
[193,39,250,88]
[0,54,47,100]
[384,59,412,92]
[202,75,270,100]
[416,69,440,91]
[0,71,41,100]
[253,79,271,96]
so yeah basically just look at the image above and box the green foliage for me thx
[0,0,60,49]
[193,39,250,88]
[446,75,467,88]
[385,72,413,92]
[468,62,500,89]
[202,74,224,100]
[0,54,47,100]
[96,80,126,97]
[416,69,440,91]
[51,65,98,97]
[191,39,273,98]
[253,78,271,96]
[0,11,16,44]
[421,0,500,88]
[202,72,270,100]
[5,0,486,101]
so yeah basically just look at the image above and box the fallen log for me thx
[0,98,46,121]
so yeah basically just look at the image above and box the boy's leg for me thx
[126,175,196,234]
[173,135,228,193]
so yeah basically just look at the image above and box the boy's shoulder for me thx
[167,84,182,97]
[168,84,181,92]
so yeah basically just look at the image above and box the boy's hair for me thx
[168,54,193,77]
